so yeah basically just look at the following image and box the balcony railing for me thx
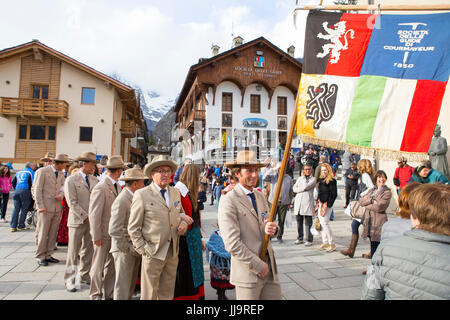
[121,119,137,138]
[0,97,69,120]
[179,109,205,131]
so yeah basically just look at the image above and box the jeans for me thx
[345,184,357,206]
[1,192,9,219]
[296,215,313,242]
[318,206,334,245]
[351,215,365,235]
[370,241,380,257]
[10,189,31,229]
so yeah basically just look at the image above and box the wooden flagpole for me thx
[260,92,299,261]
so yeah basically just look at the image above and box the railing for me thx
[179,109,205,131]
[0,97,69,119]
[121,119,137,138]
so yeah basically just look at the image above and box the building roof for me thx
[175,36,302,113]
[0,40,138,114]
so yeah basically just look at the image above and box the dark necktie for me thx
[248,192,258,213]
[160,189,167,201]
[114,182,119,194]
[85,175,90,189]
[55,171,58,179]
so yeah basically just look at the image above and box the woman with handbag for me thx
[315,163,338,252]
[359,170,392,269]
[340,159,375,258]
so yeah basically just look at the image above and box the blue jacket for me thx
[12,167,34,190]
[410,168,449,184]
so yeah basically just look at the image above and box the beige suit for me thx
[32,165,65,260]
[218,183,281,300]
[128,182,186,300]
[88,176,121,300]
[63,171,98,286]
[109,188,140,300]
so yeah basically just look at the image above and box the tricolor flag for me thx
[296,11,450,159]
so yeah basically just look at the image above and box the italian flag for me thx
[296,11,450,159]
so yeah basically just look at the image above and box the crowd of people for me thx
[0,141,448,300]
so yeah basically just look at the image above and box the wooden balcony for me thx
[179,109,205,131]
[0,97,69,120]
[121,119,136,138]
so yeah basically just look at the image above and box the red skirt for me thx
[57,203,69,245]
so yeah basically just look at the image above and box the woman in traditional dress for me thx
[173,164,205,300]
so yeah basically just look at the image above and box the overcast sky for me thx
[0,0,325,98]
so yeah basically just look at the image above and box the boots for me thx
[217,288,228,300]
[340,234,358,258]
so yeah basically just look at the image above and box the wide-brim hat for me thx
[144,155,177,177]
[119,168,148,181]
[53,153,71,163]
[224,150,266,169]
[40,152,55,162]
[74,152,99,163]
[105,155,125,169]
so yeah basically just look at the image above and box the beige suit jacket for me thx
[218,184,279,287]
[109,188,137,255]
[128,182,185,261]
[32,165,65,213]
[89,176,121,242]
[64,172,98,227]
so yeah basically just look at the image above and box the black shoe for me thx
[46,257,60,263]
[38,259,48,266]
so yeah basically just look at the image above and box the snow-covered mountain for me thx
[138,89,176,133]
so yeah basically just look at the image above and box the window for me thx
[277,117,287,130]
[277,96,287,115]
[32,85,49,99]
[48,126,56,140]
[81,88,95,104]
[17,123,56,141]
[29,125,46,140]
[222,114,232,127]
[79,127,93,142]
[19,125,27,139]
[250,94,260,113]
[222,92,232,112]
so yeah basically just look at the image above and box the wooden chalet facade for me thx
[173,36,302,164]
[0,40,146,167]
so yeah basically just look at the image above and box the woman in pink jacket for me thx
[0,165,13,222]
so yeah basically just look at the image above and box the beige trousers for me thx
[35,211,61,260]
[235,271,282,300]
[112,250,141,300]
[89,239,115,300]
[64,223,93,285]
[140,241,178,300]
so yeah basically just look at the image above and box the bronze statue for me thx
[428,124,449,179]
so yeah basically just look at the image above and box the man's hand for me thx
[39,208,47,213]
[55,194,63,201]
[258,263,269,278]
[94,239,104,246]
[265,221,278,236]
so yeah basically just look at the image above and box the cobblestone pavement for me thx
[0,170,391,300]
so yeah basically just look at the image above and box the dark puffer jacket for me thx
[361,228,450,300]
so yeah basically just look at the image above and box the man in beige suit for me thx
[32,154,70,267]
[218,150,282,300]
[63,152,99,292]
[128,155,190,300]
[109,168,147,300]
[89,155,124,300]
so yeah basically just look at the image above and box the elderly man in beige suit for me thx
[89,155,124,300]
[128,155,190,300]
[33,153,70,267]
[218,150,282,300]
[109,168,147,300]
[63,152,99,292]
